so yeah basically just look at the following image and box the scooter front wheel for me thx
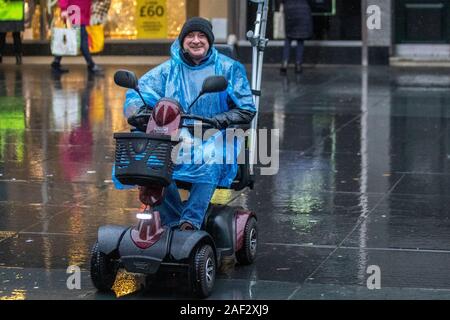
[90,241,117,292]
[190,244,216,298]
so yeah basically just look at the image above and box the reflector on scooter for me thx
[136,213,153,220]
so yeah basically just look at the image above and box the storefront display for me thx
[136,0,167,38]
[0,0,24,20]
[23,0,186,40]
[105,0,185,39]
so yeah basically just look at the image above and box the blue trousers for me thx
[155,182,217,230]
[282,38,305,65]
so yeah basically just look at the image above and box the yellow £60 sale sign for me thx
[136,0,167,39]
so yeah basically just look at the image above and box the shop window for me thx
[250,0,361,41]
[104,0,186,39]
[23,0,187,40]
[312,0,361,40]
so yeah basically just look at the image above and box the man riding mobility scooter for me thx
[90,1,270,298]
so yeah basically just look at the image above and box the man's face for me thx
[182,31,210,62]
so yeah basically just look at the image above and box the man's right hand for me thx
[127,106,152,132]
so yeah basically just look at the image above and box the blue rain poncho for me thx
[117,40,255,188]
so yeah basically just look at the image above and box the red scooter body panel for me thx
[139,99,182,212]
[131,210,165,249]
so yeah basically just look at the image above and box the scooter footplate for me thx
[121,255,162,274]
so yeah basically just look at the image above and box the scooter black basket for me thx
[114,132,177,187]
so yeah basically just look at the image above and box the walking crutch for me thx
[247,0,270,176]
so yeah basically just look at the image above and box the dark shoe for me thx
[280,61,288,75]
[295,63,303,74]
[88,64,104,76]
[179,222,195,231]
[0,56,2,64]
[15,55,22,65]
[51,63,69,74]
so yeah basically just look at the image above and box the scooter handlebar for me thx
[181,114,217,129]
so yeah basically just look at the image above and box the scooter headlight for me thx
[136,213,153,220]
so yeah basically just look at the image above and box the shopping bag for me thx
[86,24,105,53]
[273,4,285,40]
[90,0,112,25]
[51,26,80,56]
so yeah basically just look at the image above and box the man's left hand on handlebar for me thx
[209,108,256,130]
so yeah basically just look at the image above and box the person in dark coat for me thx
[0,0,25,65]
[279,0,313,74]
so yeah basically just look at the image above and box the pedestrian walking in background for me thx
[51,0,104,75]
[279,0,313,75]
[0,0,25,65]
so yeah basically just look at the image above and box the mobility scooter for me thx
[90,70,258,298]
[90,0,270,298]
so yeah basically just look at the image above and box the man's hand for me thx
[211,108,256,130]
[127,106,152,132]
[209,117,223,130]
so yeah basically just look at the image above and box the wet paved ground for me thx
[1,63,450,300]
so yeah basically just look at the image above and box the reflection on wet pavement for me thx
[1,64,450,299]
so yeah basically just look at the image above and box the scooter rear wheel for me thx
[236,217,258,265]
[90,241,117,292]
[190,244,216,298]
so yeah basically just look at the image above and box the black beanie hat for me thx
[179,17,215,47]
